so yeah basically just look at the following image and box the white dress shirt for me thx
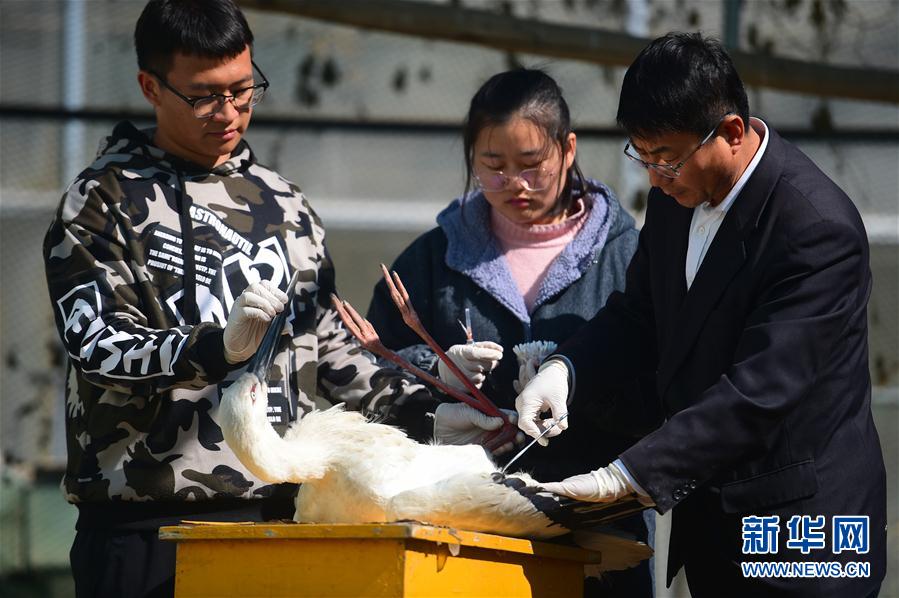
[685,118,769,289]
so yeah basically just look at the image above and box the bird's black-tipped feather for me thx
[497,473,647,530]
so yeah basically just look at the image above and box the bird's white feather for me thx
[219,371,651,559]
[512,340,558,391]
[387,471,565,538]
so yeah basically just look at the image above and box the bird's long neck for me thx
[219,373,332,483]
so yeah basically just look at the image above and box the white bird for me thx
[217,272,651,569]
[219,371,569,539]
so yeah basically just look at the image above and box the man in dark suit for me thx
[514,32,886,597]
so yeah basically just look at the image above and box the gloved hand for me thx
[433,403,524,455]
[437,341,504,390]
[514,358,570,445]
[541,463,634,503]
[223,280,289,364]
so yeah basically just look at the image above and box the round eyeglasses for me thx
[623,114,732,179]
[149,60,270,119]
[474,166,557,192]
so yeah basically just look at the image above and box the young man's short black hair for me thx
[135,0,254,74]
[616,32,750,139]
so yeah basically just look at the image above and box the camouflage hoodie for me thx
[44,121,435,511]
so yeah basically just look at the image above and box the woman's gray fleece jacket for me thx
[367,181,660,482]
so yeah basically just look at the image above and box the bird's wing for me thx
[386,471,568,539]
[504,476,648,530]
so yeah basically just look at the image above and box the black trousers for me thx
[69,495,297,598]
[583,509,655,598]
[70,528,176,598]
[585,559,654,598]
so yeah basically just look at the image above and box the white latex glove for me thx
[437,341,504,390]
[433,403,524,456]
[541,463,634,503]
[514,358,570,445]
[223,280,289,364]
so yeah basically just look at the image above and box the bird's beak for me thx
[247,270,301,380]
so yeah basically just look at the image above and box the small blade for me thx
[501,413,568,474]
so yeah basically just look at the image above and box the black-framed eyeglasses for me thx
[623,114,732,179]
[474,165,558,192]
[149,60,270,119]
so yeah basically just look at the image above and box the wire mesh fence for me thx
[0,1,896,594]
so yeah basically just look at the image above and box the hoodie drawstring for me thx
[176,172,199,323]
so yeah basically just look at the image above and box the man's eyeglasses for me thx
[474,166,557,192]
[149,60,270,119]
[623,114,732,179]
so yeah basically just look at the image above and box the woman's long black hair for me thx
[462,69,586,219]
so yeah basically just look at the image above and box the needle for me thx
[500,413,569,474]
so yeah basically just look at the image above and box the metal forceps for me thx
[500,413,569,474]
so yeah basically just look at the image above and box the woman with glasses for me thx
[367,69,656,597]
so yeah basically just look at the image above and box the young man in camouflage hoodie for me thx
[43,1,436,596]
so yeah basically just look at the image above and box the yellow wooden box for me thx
[159,522,602,597]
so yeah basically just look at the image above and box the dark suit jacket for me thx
[559,125,886,596]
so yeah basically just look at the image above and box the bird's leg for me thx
[378,267,521,452]
[379,265,508,421]
[330,294,501,416]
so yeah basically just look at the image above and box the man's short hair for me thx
[616,32,750,139]
[134,0,254,75]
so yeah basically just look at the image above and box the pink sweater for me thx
[490,200,589,314]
